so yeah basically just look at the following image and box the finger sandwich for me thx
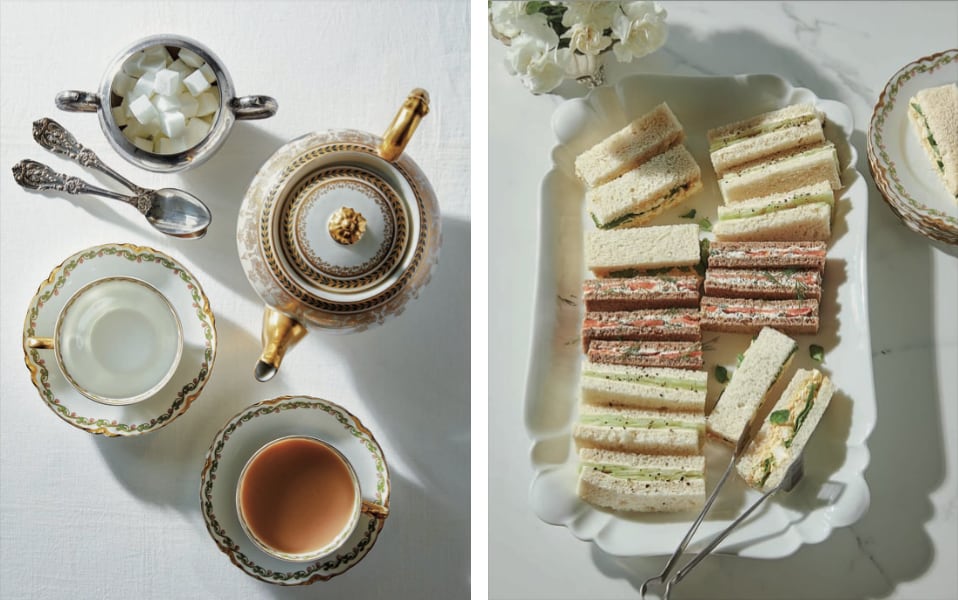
[908,83,958,198]
[581,361,707,412]
[577,448,705,513]
[717,141,842,204]
[575,102,686,188]
[586,224,701,276]
[574,404,705,456]
[712,180,835,242]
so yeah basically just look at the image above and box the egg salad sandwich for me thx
[736,369,834,490]
[706,326,797,446]
[717,141,842,204]
[709,103,827,176]
[586,144,703,229]
[908,83,958,198]
[581,361,707,412]
[712,180,835,242]
[574,404,705,456]
[575,102,686,188]
[577,448,705,512]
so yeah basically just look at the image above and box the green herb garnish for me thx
[810,344,825,362]
[715,365,729,384]
[736,352,745,366]
[698,217,712,232]
[680,208,697,219]
[769,409,790,425]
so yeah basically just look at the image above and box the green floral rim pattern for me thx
[868,49,957,238]
[22,243,217,436]
[200,395,390,585]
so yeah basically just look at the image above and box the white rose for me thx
[504,33,568,94]
[564,22,612,56]
[561,1,619,30]
[490,2,529,39]
[611,1,668,63]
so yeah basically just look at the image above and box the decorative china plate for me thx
[22,243,216,436]
[525,74,875,559]
[868,49,958,244]
[199,395,390,585]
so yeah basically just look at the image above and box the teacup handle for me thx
[361,499,389,519]
[55,90,101,113]
[379,88,429,162]
[26,337,54,350]
[229,95,278,120]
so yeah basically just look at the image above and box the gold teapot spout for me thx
[379,88,429,162]
[254,308,308,382]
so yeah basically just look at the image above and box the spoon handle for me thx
[12,159,152,215]
[32,117,144,194]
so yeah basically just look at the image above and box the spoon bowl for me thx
[146,188,212,239]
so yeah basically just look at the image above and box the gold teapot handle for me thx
[379,88,429,162]
[254,308,308,382]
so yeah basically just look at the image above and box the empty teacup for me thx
[27,276,183,405]
[236,435,388,562]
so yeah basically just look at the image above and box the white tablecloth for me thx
[0,1,470,598]
[489,2,958,598]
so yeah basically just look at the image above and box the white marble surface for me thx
[0,1,469,598]
[489,2,957,599]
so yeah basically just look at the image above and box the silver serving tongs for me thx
[660,458,805,599]
[640,418,759,599]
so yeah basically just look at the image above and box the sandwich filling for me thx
[584,276,700,298]
[579,462,704,482]
[705,269,820,300]
[582,369,707,391]
[709,113,820,152]
[718,191,834,220]
[579,413,704,432]
[725,143,835,179]
[702,300,816,319]
[746,371,824,486]
[591,182,694,230]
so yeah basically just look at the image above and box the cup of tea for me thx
[236,435,388,562]
[26,276,183,405]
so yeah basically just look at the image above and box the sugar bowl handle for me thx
[229,95,278,120]
[379,88,429,162]
[55,90,101,113]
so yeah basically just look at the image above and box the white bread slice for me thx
[577,448,705,512]
[718,142,841,204]
[575,102,685,188]
[581,362,707,412]
[587,144,703,229]
[711,118,825,176]
[706,327,797,445]
[574,404,704,455]
[714,201,832,242]
[736,369,834,490]
[708,103,823,146]
[586,224,701,276]
[908,83,958,198]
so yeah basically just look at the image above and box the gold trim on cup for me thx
[27,276,184,406]
[235,435,385,562]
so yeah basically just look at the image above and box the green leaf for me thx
[769,409,790,425]
[810,344,825,362]
[714,365,729,384]
[698,217,712,231]
[736,352,745,366]
[680,208,697,219]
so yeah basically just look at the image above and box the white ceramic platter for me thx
[199,395,390,585]
[868,48,958,244]
[525,74,875,559]
[22,243,216,436]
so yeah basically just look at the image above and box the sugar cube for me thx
[195,91,219,117]
[111,104,128,127]
[159,111,186,139]
[139,52,168,73]
[153,95,178,114]
[121,52,146,77]
[129,94,158,125]
[198,63,216,84]
[156,136,188,155]
[153,69,180,96]
[111,73,135,97]
[143,45,172,63]
[130,73,156,100]
[177,92,199,118]
[132,136,153,152]
[167,58,191,77]
[183,117,210,147]
[178,48,204,68]
[183,69,211,96]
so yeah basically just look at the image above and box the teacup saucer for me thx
[22,243,217,436]
[199,395,390,585]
